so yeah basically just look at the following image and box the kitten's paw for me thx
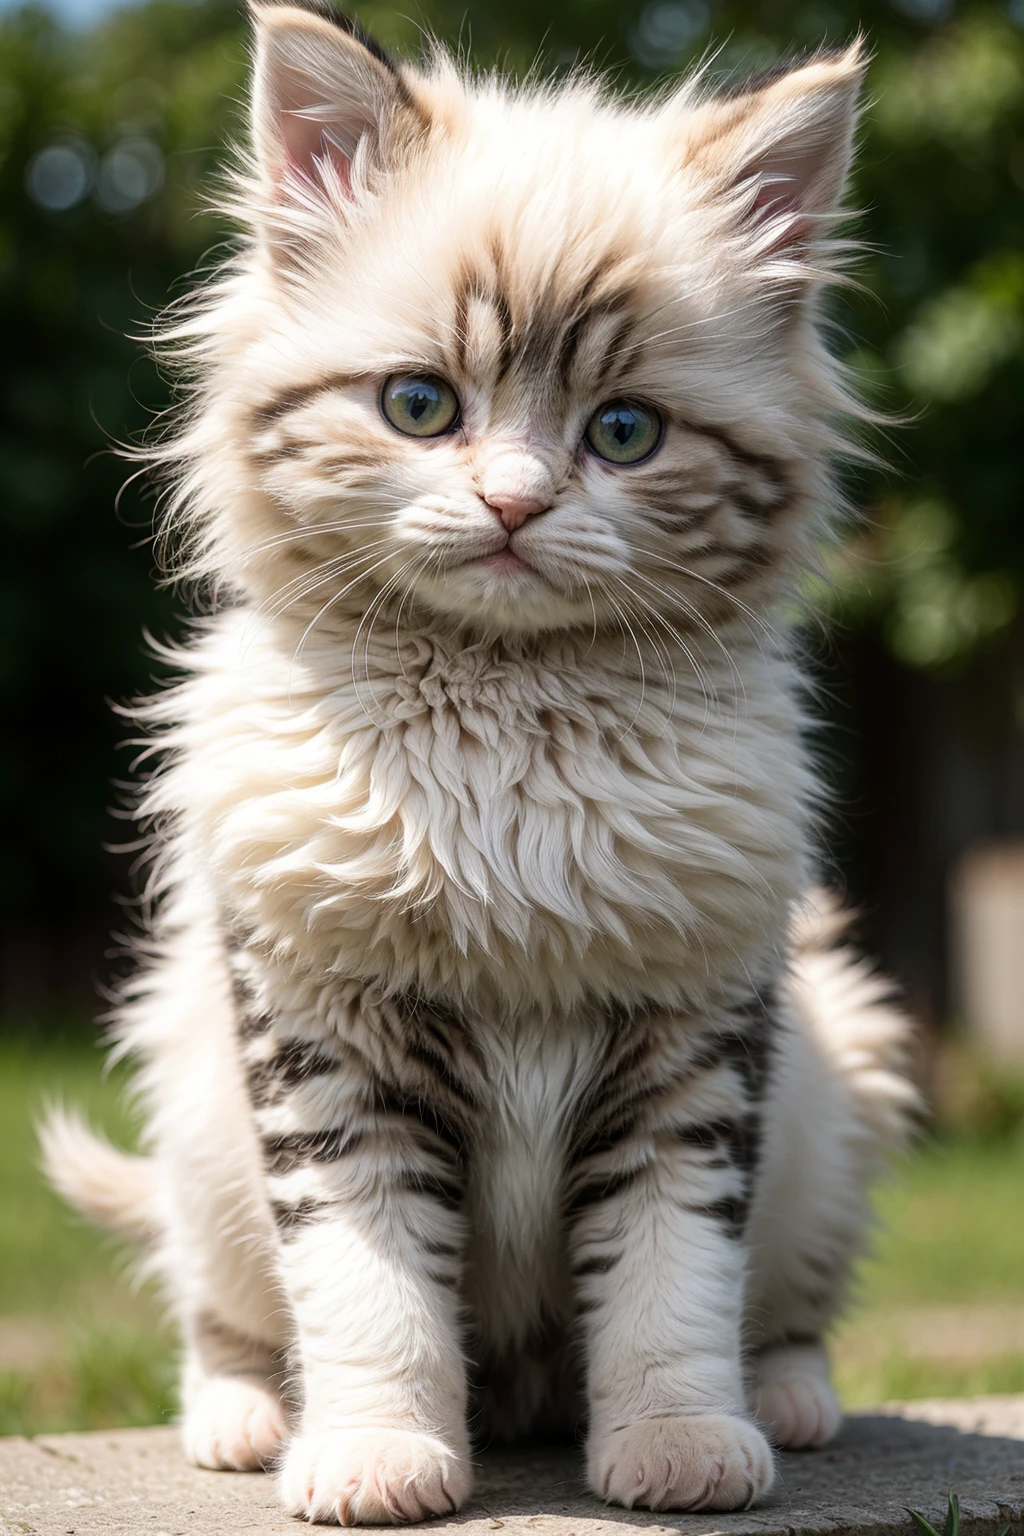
[588,1413,774,1511]
[182,1373,285,1471]
[278,1427,472,1525]
[752,1344,842,1449]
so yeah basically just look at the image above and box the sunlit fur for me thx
[44,12,917,1524]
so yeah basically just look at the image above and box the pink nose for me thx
[484,493,550,532]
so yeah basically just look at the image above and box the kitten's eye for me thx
[381,374,460,438]
[584,400,661,465]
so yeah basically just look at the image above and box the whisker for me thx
[258,537,400,622]
[353,552,431,720]
[633,546,779,647]
[604,592,647,743]
[242,517,404,559]
[626,564,747,714]
[614,574,711,725]
[287,548,403,696]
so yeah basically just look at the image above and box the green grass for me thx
[0,1030,176,1435]
[860,1136,1024,1307]
[2,1032,1024,1434]
[831,1132,1024,1404]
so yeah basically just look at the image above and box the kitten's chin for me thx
[410,560,596,635]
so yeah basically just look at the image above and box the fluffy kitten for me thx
[44,5,917,1522]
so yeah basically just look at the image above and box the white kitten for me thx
[44,8,916,1522]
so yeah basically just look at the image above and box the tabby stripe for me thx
[400,1036,478,1110]
[250,372,362,431]
[683,1193,750,1238]
[370,1083,466,1161]
[571,1251,623,1277]
[262,1127,362,1176]
[271,1196,332,1233]
[397,1170,464,1210]
[566,1163,646,1217]
[247,1040,341,1107]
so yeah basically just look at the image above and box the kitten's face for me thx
[219,10,862,639]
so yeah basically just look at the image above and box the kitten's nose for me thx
[484,493,550,532]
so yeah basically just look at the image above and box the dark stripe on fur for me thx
[271,1195,331,1232]
[248,1039,342,1107]
[232,972,273,1039]
[263,1126,362,1176]
[397,1169,464,1210]
[250,373,362,432]
[682,1193,749,1239]
[680,419,790,522]
[566,1163,646,1218]
[371,1082,466,1161]
[571,1251,623,1277]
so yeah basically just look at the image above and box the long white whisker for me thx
[259,538,401,622]
[626,564,747,713]
[604,592,647,743]
[351,554,424,720]
[287,549,403,697]
[614,575,707,724]
[634,546,778,646]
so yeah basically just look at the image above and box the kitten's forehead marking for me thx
[449,235,652,406]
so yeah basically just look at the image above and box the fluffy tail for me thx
[787,889,922,1161]
[39,1107,159,1242]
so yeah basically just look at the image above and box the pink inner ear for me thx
[747,180,800,253]
[749,166,814,251]
[752,179,793,219]
[280,109,353,199]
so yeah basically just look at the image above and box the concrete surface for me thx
[2,1398,1024,1536]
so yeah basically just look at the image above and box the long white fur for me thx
[43,12,918,1525]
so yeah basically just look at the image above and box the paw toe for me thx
[279,1427,472,1525]
[756,1375,841,1449]
[182,1374,285,1471]
[588,1413,774,1512]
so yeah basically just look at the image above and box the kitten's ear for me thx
[249,1,424,207]
[682,42,866,258]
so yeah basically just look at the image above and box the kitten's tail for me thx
[787,890,921,1160]
[39,1107,159,1242]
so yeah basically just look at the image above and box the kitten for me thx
[44,4,917,1522]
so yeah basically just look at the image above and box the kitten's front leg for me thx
[571,1009,775,1512]
[236,965,472,1525]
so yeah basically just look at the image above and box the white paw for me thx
[752,1342,842,1449]
[755,1373,841,1449]
[182,1373,285,1471]
[588,1413,774,1511]
[278,1426,472,1525]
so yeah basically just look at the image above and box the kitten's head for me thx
[172,4,865,640]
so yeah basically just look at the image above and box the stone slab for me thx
[2,1398,1024,1536]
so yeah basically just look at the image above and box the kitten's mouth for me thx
[478,549,531,575]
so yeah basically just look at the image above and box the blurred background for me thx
[1,0,1023,1439]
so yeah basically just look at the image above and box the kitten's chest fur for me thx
[183,613,810,1010]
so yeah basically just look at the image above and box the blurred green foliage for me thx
[1,0,1023,934]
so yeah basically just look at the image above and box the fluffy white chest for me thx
[176,615,810,1010]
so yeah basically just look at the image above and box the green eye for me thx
[584,400,662,465]
[381,374,460,438]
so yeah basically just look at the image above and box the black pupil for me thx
[405,384,437,421]
[605,408,636,446]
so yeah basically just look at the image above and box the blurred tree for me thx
[0,0,241,1000]
[1,0,1022,1010]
